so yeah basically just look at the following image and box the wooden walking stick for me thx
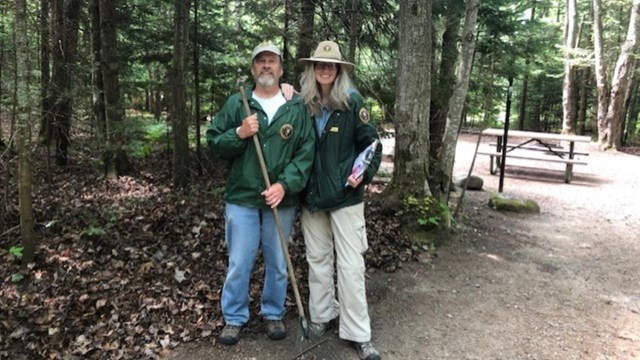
[238,88,310,345]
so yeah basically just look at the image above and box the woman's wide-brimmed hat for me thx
[299,40,355,73]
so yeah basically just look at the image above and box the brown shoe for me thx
[219,324,242,345]
[265,319,287,340]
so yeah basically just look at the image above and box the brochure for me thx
[346,139,380,187]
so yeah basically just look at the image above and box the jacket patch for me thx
[330,127,339,132]
[358,108,370,123]
[280,124,293,140]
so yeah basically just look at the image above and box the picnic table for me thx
[477,128,591,183]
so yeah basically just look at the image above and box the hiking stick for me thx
[238,88,309,341]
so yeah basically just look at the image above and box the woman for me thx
[298,40,382,360]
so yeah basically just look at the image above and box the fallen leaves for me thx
[0,149,421,359]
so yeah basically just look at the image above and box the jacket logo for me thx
[280,124,293,140]
[359,108,370,123]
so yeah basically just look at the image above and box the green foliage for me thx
[8,247,24,283]
[404,195,452,231]
[9,246,23,259]
[78,209,118,239]
[125,115,171,158]
[85,224,107,237]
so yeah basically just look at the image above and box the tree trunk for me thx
[593,0,610,146]
[626,74,640,142]
[518,72,529,130]
[50,0,69,165]
[481,50,496,125]
[172,0,190,188]
[154,89,162,120]
[621,68,637,146]
[193,0,202,172]
[387,0,432,198]
[518,0,536,131]
[347,0,360,63]
[562,0,578,135]
[0,5,4,148]
[577,66,591,135]
[51,0,81,166]
[295,0,316,80]
[99,0,133,176]
[15,0,36,265]
[439,0,479,203]
[530,103,540,131]
[430,4,462,165]
[604,0,640,150]
[282,0,292,80]
[89,0,106,142]
[39,0,53,144]
[89,0,107,144]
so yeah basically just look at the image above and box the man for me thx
[206,41,315,346]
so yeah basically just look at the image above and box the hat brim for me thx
[298,57,355,73]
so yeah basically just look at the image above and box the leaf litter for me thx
[0,147,421,359]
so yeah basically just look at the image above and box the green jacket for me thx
[206,86,316,209]
[303,90,382,212]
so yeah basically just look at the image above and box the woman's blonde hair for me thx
[299,63,354,117]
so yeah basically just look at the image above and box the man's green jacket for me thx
[303,90,382,212]
[206,87,316,209]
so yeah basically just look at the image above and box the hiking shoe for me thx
[219,324,242,345]
[353,341,381,360]
[265,319,287,340]
[308,318,337,337]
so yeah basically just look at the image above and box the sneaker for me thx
[353,341,381,360]
[219,324,243,345]
[265,319,287,340]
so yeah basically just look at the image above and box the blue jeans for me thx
[221,202,296,326]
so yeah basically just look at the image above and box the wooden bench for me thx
[480,129,591,183]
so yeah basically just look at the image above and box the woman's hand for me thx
[281,83,297,101]
[346,174,364,188]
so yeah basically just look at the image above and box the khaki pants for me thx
[301,203,372,342]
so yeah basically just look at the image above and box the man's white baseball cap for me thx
[251,41,282,61]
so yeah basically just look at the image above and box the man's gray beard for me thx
[257,75,276,88]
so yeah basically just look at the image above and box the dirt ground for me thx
[165,133,640,360]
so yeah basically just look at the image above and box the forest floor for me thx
[1,131,640,360]
[166,133,640,360]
